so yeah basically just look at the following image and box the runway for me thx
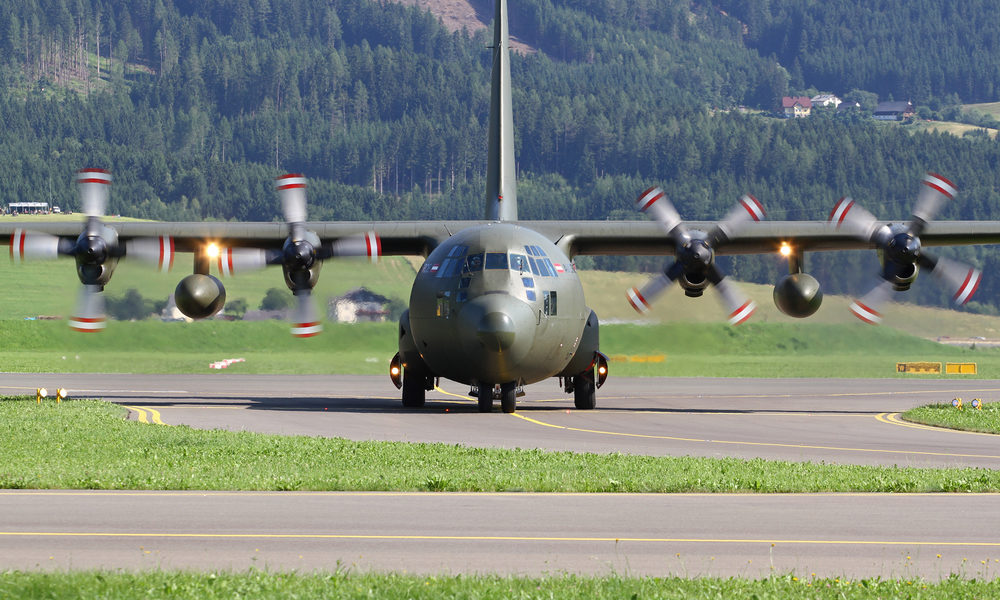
[3,373,999,468]
[2,373,999,579]
[1,490,999,578]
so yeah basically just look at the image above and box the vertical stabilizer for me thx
[485,0,517,221]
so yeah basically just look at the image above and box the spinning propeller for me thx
[9,169,174,332]
[215,174,381,337]
[829,173,982,324]
[626,187,765,325]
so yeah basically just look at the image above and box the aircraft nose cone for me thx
[477,311,516,352]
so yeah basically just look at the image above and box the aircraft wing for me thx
[525,220,1000,258]
[5,219,1000,258]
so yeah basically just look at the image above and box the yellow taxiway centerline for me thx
[0,530,998,547]
[510,413,1000,460]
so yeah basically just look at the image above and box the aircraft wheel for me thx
[573,371,596,410]
[401,372,426,408]
[477,384,493,413]
[500,382,517,413]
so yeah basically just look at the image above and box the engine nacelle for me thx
[175,273,226,319]
[886,262,917,291]
[678,271,711,298]
[773,273,823,318]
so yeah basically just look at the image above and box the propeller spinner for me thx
[627,187,764,325]
[829,173,982,324]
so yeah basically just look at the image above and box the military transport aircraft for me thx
[4,0,1000,413]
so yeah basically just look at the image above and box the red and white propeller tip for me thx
[331,231,382,263]
[736,194,765,222]
[290,292,322,338]
[849,300,882,325]
[921,172,957,200]
[9,229,60,261]
[636,186,682,233]
[276,173,308,224]
[76,168,111,217]
[124,237,175,272]
[216,247,268,276]
[70,284,106,332]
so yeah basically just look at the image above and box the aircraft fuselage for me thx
[408,223,588,387]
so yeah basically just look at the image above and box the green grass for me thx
[2,398,999,492]
[0,319,996,378]
[903,402,1000,434]
[1,571,996,599]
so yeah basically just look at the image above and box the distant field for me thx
[963,101,1000,118]
[910,119,997,139]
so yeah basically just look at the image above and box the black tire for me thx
[500,382,517,413]
[401,372,426,408]
[573,371,596,410]
[477,384,494,413]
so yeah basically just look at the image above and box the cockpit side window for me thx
[464,253,484,273]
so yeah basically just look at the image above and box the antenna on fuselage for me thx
[485,0,517,222]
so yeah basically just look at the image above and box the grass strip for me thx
[0,320,997,377]
[2,398,999,492]
[903,402,1000,434]
[0,571,997,599]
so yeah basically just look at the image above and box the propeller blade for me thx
[325,232,382,263]
[289,290,322,337]
[712,274,756,326]
[849,279,895,325]
[9,229,64,260]
[216,247,271,276]
[124,237,176,272]
[918,254,982,305]
[76,169,111,218]
[70,284,106,332]
[636,186,685,236]
[911,172,957,233]
[626,263,681,313]
[710,194,765,245]
[276,174,308,226]
[829,197,881,241]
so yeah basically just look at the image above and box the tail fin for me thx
[485,0,517,221]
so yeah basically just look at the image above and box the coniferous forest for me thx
[3,0,1000,311]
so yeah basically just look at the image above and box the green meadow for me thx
[3,251,1000,377]
[1,571,996,600]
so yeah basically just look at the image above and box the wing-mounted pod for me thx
[10,169,175,331]
[626,187,764,325]
[186,173,382,336]
[829,173,982,324]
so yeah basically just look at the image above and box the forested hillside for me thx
[2,0,1000,311]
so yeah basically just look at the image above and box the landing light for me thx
[779,242,793,258]
[205,243,220,259]
[389,353,403,389]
